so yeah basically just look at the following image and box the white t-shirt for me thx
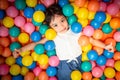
[53,28,82,61]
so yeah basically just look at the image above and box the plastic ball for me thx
[24,72,35,80]
[39,63,49,70]
[31,51,40,61]
[88,11,96,20]
[47,50,56,57]
[71,70,82,80]
[33,66,42,76]
[94,11,106,23]
[78,35,90,46]
[49,77,57,80]
[33,11,45,22]
[26,0,37,7]
[71,3,79,14]
[34,44,45,54]
[0,37,10,47]
[110,17,120,29]
[0,0,9,10]
[76,7,88,19]
[58,0,69,7]
[93,29,103,40]
[82,43,92,53]
[44,40,55,51]
[62,4,74,17]
[104,67,115,78]
[82,52,89,61]
[6,6,19,18]
[99,2,107,11]
[78,19,88,27]
[35,4,46,12]
[24,7,34,18]
[10,64,21,76]
[12,75,23,80]
[90,19,101,29]
[5,56,16,66]
[10,42,21,52]
[3,16,14,28]
[83,25,94,36]
[46,66,57,76]
[39,24,48,35]
[0,26,9,37]
[103,50,114,58]
[114,0,120,8]
[15,0,26,10]
[40,0,56,8]
[0,64,9,75]
[96,55,107,66]
[68,14,77,25]
[16,56,23,66]
[74,0,86,7]
[81,61,92,72]
[106,59,114,67]
[38,71,49,80]
[45,29,57,40]
[104,13,111,23]
[102,23,112,34]
[27,61,36,70]
[38,54,49,65]
[32,19,42,27]
[115,71,120,80]
[0,10,5,19]
[92,67,103,78]
[22,55,33,66]
[24,22,35,34]
[107,3,119,16]
[113,52,120,60]
[82,72,92,80]
[114,60,120,71]
[87,50,98,61]
[9,26,20,37]
[14,16,26,27]
[1,74,12,80]
[49,56,59,67]
[2,47,11,57]
[113,31,120,42]
[115,42,120,52]
[71,22,82,33]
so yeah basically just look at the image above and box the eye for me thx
[53,24,57,27]
[61,19,65,22]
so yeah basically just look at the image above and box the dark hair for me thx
[45,4,63,25]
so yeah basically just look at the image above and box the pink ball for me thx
[49,77,57,80]
[114,0,120,8]
[14,16,26,27]
[33,66,42,76]
[99,2,107,11]
[106,59,114,67]
[0,26,9,37]
[99,65,105,71]
[92,67,103,78]
[49,56,60,67]
[40,0,56,7]
[83,25,94,37]
[90,61,96,69]
[113,31,120,42]
[107,3,119,16]
[24,22,35,34]
[6,6,19,18]
[0,64,9,75]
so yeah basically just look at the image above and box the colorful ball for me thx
[9,26,20,37]
[68,14,77,25]
[93,29,103,40]
[90,19,101,29]
[15,0,26,10]
[24,7,34,18]
[102,23,112,34]
[113,31,120,42]
[81,61,92,72]
[0,10,5,19]
[33,66,42,76]
[24,22,35,34]
[38,71,49,80]
[30,31,42,42]
[0,64,9,75]
[44,40,55,51]
[83,25,94,36]
[35,4,46,12]
[115,42,120,52]
[92,67,103,78]
[110,17,120,29]
[45,29,57,40]
[103,50,114,58]
[16,56,23,66]
[71,70,82,80]
[22,55,33,66]
[38,54,49,65]
[20,66,29,76]
[104,13,111,23]
[3,16,14,28]
[0,0,9,10]
[47,50,56,57]
[87,50,98,61]
[10,42,21,52]
[58,0,69,7]
[40,0,56,8]
[27,61,36,69]
[49,56,59,67]
[71,22,82,33]
[5,56,16,66]
[33,11,45,22]
[99,2,107,11]
[0,26,9,37]
[82,72,92,80]
[104,67,115,78]
[24,72,35,80]
[26,0,37,7]
[12,75,23,80]
[114,60,120,71]
[34,44,45,54]
[14,16,26,27]
[78,35,90,46]
[46,66,57,76]
[32,18,42,26]
[39,24,48,35]
[106,59,114,67]
[31,51,40,61]
[10,64,21,76]
[96,55,107,66]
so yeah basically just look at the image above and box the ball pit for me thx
[0,0,120,79]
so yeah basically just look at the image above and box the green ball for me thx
[46,49,56,57]
[32,19,42,27]
[62,4,74,17]
[15,0,26,10]
[9,26,20,37]
[34,44,45,54]
[10,42,21,52]
[102,23,113,34]
[81,61,92,72]
[39,24,49,35]
[68,14,77,25]
[100,74,106,80]
[115,42,120,52]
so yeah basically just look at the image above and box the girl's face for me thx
[49,14,69,33]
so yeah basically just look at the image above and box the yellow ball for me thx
[26,0,37,7]
[76,7,88,19]
[33,11,45,22]
[45,29,57,40]
[5,56,16,66]
[104,13,111,23]
[37,54,48,65]
[114,60,120,71]
[82,52,89,61]
[71,70,82,80]
[22,55,33,66]
[78,19,88,27]
[71,3,79,14]
[82,43,92,52]
[88,11,96,20]
[20,66,29,76]
[20,50,31,57]
[3,17,14,28]
[104,67,115,78]
[31,51,40,61]
[10,64,21,76]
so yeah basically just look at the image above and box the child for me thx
[13,4,114,80]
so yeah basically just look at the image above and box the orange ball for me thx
[110,17,120,29]
[104,38,116,47]
[78,35,90,46]
[82,72,92,80]
[38,71,49,80]
[0,0,9,10]
[74,0,86,7]
[24,72,35,80]
[1,74,12,80]
[93,29,103,40]
[2,47,11,57]
[115,71,120,80]
[87,0,100,12]
[93,46,103,55]
[39,63,49,70]
[0,37,10,47]
[113,52,120,60]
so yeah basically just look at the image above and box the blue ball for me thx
[30,31,42,42]
[34,44,45,54]
[10,42,21,52]
[90,19,101,29]
[27,61,36,70]
[44,40,55,51]
[87,50,98,61]
[16,56,23,66]
[0,10,5,19]
[46,66,57,76]
[103,50,114,58]
[94,11,106,23]
[71,22,82,33]
[24,7,34,18]
[12,75,23,80]
[35,4,46,12]
[58,0,69,7]
[96,55,107,66]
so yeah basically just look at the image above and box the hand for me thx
[105,43,114,52]
[12,49,21,58]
